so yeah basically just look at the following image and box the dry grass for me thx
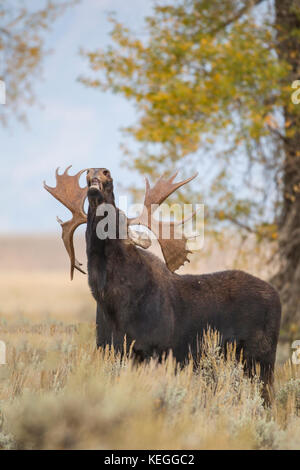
[0,233,298,450]
[0,323,300,450]
[0,271,94,321]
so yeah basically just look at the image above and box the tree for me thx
[0,0,75,124]
[80,0,300,335]
[272,0,300,333]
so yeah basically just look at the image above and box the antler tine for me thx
[64,165,72,175]
[170,172,198,192]
[176,205,202,226]
[44,166,88,280]
[167,171,179,184]
[143,171,198,209]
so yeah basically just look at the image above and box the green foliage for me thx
[80,0,299,238]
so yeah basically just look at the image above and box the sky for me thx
[0,0,153,233]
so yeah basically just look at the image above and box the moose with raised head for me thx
[44,166,281,402]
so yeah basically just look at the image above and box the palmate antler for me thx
[127,172,198,272]
[43,166,88,280]
[44,167,198,278]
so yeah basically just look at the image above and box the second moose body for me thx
[44,166,281,400]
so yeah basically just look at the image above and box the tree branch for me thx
[226,215,256,234]
[210,0,266,35]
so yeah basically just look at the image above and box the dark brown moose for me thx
[44,166,281,403]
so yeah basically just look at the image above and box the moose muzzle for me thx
[87,168,112,196]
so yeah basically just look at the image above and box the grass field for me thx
[0,234,299,449]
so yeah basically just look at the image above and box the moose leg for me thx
[242,354,275,406]
[258,361,275,406]
[96,303,114,349]
[96,304,104,348]
[95,303,125,354]
[95,305,101,348]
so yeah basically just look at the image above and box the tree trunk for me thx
[273,0,300,336]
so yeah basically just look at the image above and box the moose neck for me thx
[86,196,126,301]
[86,204,105,252]
[86,188,117,251]
[86,194,124,246]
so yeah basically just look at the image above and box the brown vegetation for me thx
[0,322,300,450]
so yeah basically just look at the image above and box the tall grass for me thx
[0,234,297,449]
[0,319,300,450]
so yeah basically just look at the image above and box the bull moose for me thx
[44,166,281,402]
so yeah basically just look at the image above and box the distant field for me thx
[0,232,276,320]
[0,234,87,272]
[0,232,276,275]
